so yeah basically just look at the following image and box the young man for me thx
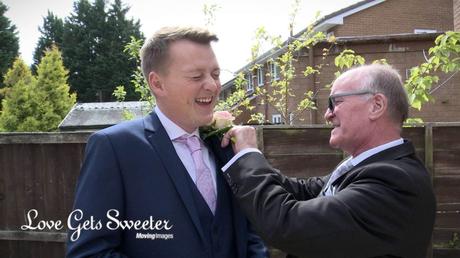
[67,26,267,258]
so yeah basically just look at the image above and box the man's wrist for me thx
[221,148,262,172]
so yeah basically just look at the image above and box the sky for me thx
[3,0,361,82]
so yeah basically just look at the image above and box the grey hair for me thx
[352,64,409,125]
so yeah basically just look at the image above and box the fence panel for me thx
[0,133,90,258]
[0,125,459,257]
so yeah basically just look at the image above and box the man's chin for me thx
[329,138,340,149]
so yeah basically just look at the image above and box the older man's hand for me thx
[221,125,258,153]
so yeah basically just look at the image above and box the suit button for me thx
[225,172,232,180]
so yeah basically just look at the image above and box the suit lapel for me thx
[335,140,415,189]
[143,112,206,244]
[205,136,247,258]
[323,141,415,195]
[203,135,234,166]
[203,135,234,212]
[351,140,415,170]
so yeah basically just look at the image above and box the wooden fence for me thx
[0,123,459,257]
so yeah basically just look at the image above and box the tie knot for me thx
[175,134,201,153]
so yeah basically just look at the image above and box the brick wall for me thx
[331,0,453,37]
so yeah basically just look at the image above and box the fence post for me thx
[256,125,265,153]
[425,123,434,258]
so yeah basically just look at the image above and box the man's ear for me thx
[369,93,387,121]
[148,71,165,97]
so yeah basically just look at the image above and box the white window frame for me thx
[257,67,264,86]
[272,114,282,124]
[246,72,254,93]
[289,113,294,125]
[270,62,280,81]
[405,68,412,80]
[414,29,437,34]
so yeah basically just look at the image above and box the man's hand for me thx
[221,125,258,153]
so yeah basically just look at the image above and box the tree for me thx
[32,11,64,72]
[0,58,39,131]
[0,47,76,132]
[3,57,35,87]
[34,46,76,130]
[0,57,35,106]
[0,1,19,88]
[405,31,460,110]
[62,0,143,102]
[218,1,332,125]
[112,36,154,120]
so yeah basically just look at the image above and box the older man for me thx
[221,64,436,258]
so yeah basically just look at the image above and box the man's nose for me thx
[203,75,220,91]
[324,108,334,122]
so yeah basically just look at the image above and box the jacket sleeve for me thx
[66,132,128,258]
[224,152,424,258]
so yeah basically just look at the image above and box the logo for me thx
[20,209,174,241]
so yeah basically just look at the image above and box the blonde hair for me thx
[140,26,218,77]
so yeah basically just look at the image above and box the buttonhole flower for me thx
[200,111,235,141]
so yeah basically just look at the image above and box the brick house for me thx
[221,0,457,125]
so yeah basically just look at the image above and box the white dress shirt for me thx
[155,107,217,192]
[322,138,404,195]
[222,138,404,174]
[348,138,404,166]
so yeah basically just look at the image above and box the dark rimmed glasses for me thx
[328,90,375,112]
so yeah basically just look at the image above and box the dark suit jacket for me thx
[66,111,267,258]
[224,140,436,258]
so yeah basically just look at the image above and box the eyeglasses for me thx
[328,90,374,111]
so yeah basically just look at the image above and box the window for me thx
[257,67,264,86]
[272,114,282,124]
[414,29,437,34]
[405,68,412,80]
[289,113,294,125]
[270,62,280,81]
[220,88,231,101]
[246,72,254,92]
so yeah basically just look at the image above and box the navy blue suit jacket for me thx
[66,111,267,258]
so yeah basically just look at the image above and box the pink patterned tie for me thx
[176,135,216,214]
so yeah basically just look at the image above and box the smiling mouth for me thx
[195,97,213,105]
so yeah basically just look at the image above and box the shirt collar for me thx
[350,138,404,166]
[155,106,199,140]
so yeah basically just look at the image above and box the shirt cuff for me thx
[221,148,262,172]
